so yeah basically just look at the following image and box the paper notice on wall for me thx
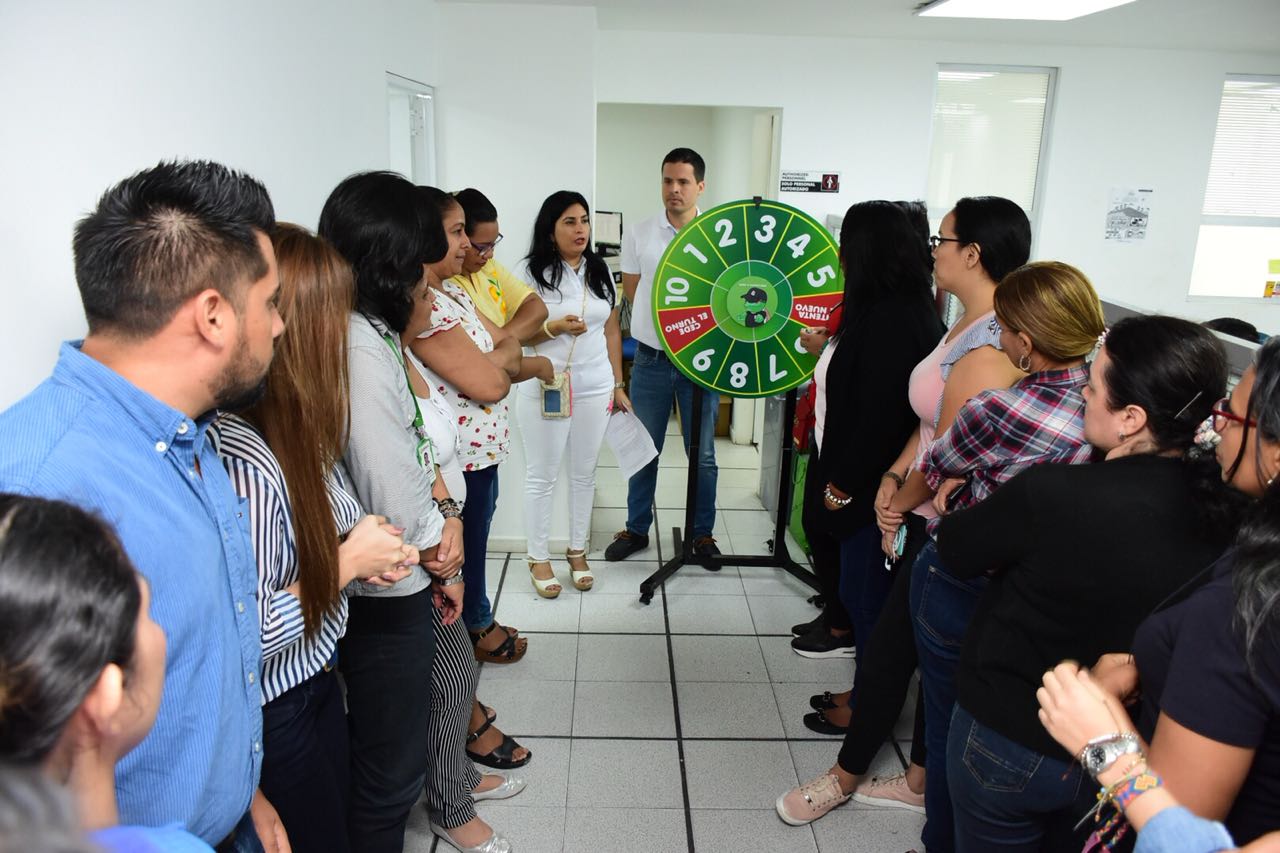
[1105,188,1153,242]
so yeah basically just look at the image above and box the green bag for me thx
[788,451,811,555]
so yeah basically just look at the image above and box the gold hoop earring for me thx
[1018,353,1032,372]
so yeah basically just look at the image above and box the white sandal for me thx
[566,549,594,591]
[527,557,561,598]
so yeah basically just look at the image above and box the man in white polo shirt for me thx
[605,148,721,563]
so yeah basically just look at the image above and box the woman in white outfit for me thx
[517,190,630,597]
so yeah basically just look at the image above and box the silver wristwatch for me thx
[1078,732,1141,777]
[434,574,465,587]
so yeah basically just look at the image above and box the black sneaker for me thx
[604,530,649,561]
[790,628,855,659]
[692,535,721,571]
[790,612,826,637]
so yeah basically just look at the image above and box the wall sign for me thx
[651,200,843,398]
[780,170,840,193]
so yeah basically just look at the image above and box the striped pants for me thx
[424,604,483,828]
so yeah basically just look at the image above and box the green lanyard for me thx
[380,331,437,470]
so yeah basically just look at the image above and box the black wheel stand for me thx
[638,386,819,604]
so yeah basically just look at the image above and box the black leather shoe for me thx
[604,530,649,561]
[692,535,721,570]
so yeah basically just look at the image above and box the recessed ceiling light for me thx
[915,0,1138,21]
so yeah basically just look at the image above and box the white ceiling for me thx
[441,0,1280,53]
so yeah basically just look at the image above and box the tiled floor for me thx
[409,420,924,852]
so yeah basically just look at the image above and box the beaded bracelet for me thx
[823,484,852,507]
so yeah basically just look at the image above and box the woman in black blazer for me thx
[794,200,944,662]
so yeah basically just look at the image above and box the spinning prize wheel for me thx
[651,200,843,398]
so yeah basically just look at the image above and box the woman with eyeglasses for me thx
[451,188,548,344]
[937,316,1244,851]
[1080,334,1280,848]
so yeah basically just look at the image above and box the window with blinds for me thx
[1189,75,1280,299]
[925,66,1055,221]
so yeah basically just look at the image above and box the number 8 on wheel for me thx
[651,199,844,398]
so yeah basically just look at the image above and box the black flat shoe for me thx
[803,709,849,735]
[809,691,841,711]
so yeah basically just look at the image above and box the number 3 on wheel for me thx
[652,200,844,398]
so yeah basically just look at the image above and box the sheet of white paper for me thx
[605,409,659,480]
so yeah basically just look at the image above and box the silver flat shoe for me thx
[430,821,513,853]
[472,772,526,802]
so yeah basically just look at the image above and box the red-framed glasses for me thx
[1211,396,1257,431]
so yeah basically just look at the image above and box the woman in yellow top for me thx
[451,188,548,343]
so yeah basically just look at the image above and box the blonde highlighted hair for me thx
[994,261,1106,362]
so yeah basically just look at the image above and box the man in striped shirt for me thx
[0,161,287,850]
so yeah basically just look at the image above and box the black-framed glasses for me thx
[929,235,963,250]
[471,233,504,254]
[1211,396,1257,432]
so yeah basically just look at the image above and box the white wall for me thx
[596,29,1280,331]
[596,103,715,231]
[0,0,439,408]
[432,3,600,550]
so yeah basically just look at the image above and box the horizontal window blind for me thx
[926,68,1052,215]
[1202,77,1280,217]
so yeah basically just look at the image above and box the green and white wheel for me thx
[651,200,844,398]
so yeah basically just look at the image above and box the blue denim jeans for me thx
[909,540,988,853]
[217,812,265,853]
[946,705,1089,853]
[460,465,498,632]
[625,343,719,539]
[837,523,896,663]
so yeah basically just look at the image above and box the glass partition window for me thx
[1189,76,1280,299]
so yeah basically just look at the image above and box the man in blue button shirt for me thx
[0,161,287,850]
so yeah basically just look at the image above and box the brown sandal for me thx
[471,622,527,664]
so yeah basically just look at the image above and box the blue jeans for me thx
[909,540,988,853]
[946,705,1089,853]
[217,812,265,853]
[626,343,719,539]
[837,524,896,663]
[460,465,498,632]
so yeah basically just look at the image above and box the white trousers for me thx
[516,390,612,560]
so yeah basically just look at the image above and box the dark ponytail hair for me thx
[318,171,444,334]
[1231,336,1280,681]
[524,191,615,306]
[0,496,140,764]
[1103,315,1245,544]
[951,196,1031,284]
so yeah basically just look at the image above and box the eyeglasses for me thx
[929,235,964,250]
[471,234,504,254]
[1211,396,1257,432]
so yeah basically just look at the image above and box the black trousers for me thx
[837,514,928,775]
[339,589,437,853]
[801,453,852,633]
[259,668,350,853]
